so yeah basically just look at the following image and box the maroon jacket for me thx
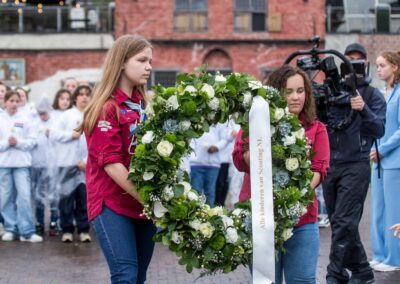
[232,119,330,227]
[85,88,144,221]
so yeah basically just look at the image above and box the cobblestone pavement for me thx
[0,191,399,284]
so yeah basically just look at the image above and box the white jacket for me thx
[189,124,229,168]
[31,116,56,168]
[0,110,37,167]
[51,107,87,167]
[218,120,240,164]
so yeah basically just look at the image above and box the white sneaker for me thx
[369,260,381,268]
[318,217,330,228]
[0,223,4,237]
[1,232,16,241]
[79,232,91,243]
[62,233,73,243]
[20,233,43,243]
[373,263,400,272]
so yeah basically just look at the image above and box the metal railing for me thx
[0,3,114,33]
[326,5,400,33]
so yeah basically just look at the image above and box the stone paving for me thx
[0,191,399,284]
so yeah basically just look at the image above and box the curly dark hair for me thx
[72,85,92,106]
[266,65,316,125]
[52,88,72,110]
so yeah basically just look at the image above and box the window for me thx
[147,71,178,89]
[234,0,267,32]
[174,0,208,32]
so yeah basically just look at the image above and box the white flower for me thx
[207,112,216,120]
[171,231,183,244]
[301,206,308,216]
[166,95,179,110]
[221,215,234,228]
[243,91,253,108]
[145,103,155,118]
[301,188,308,196]
[184,85,197,95]
[157,140,174,157]
[208,97,220,111]
[285,107,291,115]
[270,126,276,135]
[274,108,285,121]
[187,191,198,201]
[154,201,168,218]
[248,80,262,90]
[189,219,201,230]
[292,128,305,140]
[199,222,215,238]
[179,120,191,131]
[208,206,224,217]
[282,228,293,241]
[231,112,240,121]
[285,158,299,171]
[283,134,296,146]
[141,131,154,144]
[201,83,215,99]
[225,227,239,244]
[215,74,226,83]
[179,181,191,195]
[162,186,174,201]
[232,208,243,216]
[143,172,154,181]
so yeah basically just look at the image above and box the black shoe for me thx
[49,222,60,237]
[349,277,374,284]
[326,277,341,284]
[35,224,44,236]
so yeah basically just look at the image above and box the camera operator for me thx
[323,43,386,284]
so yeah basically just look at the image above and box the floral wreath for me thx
[128,67,314,274]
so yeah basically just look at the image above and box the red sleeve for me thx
[232,128,250,173]
[310,121,330,181]
[89,101,124,167]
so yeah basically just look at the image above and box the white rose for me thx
[179,120,191,131]
[208,206,224,217]
[162,186,174,201]
[248,80,262,90]
[153,201,168,218]
[141,131,154,144]
[184,85,197,95]
[199,222,214,238]
[243,91,253,108]
[171,231,183,244]
[301,206,308,216]
[274,108,285,121]
[215,74,226,83]
[179,181,192,195]
[283,134,296,146]
[285,158,299,171]
[207,112,216,120]
[208,97,220,111]
[187,191,198,201]
[285,106,291,115]
[143,172,154,181]
[157,140,174,157]
[201,83,215,99]
[270,126,276,135]
[145,103,155,118]
[221,215,234,228]
[232,208,243,216]
[301,188,308,196]
[282,228,293,241]
[166,95,179,110]
[225,227,239,244]
[189,219,201,230]
[292,128,305,140]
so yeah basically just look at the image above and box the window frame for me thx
[234,0,268,32]
[174,0,208,33]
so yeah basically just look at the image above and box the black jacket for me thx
[328,78,386,165]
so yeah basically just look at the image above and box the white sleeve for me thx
[51,113,74,143]
[14,120,37,151]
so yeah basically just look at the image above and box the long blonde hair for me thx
[83,35,152,134]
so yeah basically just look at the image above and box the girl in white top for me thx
[51,88,72,123]
[0,90,42,242]
[15,87,37,119]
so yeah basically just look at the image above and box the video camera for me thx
[284,36,363,130]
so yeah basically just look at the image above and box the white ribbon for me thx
[250,96,275,284]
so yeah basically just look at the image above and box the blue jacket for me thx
[328,79,386,165]
[377,84,400,169]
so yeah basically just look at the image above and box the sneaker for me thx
[0,223,4,237]
[49,222,60,237]
[1,232,16,241]
[326,276,341,284]
[79,232,91,243]
[20,233,43,243]
[62,233,73,243]
[369,260,381,268]
[349,277,374,284]
[373,263,400,272]
[36,224,44,236]
[318,217,330,228]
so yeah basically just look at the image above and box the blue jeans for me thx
[190,166,220,206]
[275,222,319,284]
[0,167,36,238]
[93,206,157,284]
